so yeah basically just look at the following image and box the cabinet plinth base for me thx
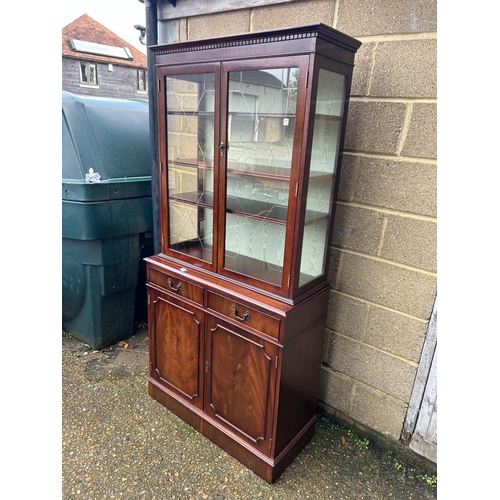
[148,378,316,483]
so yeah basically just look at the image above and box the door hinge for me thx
[205,361,209,373]
[148,294,150,305]
[160,161,163,173]
[275,356,278,368]
[305,70,309,88]
[295,182,299,196]
[269,438,272,450]
[287,275,291,288]
[158,78,161,92]
[162,234,164,245]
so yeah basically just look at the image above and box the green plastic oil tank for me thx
[62,91,153,349]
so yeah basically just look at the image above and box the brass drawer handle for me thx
[167,278,182,292]
[231,305,250,321]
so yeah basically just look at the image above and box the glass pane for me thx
[166,73,215,263]
[225,214,286,285]
[299,69,346,287]
[80,63,87,82]
[224,67,299,286]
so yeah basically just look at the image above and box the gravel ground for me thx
[62,326,437,499]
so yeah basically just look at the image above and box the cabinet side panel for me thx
[283,286,329,342]
[274,316,326,456]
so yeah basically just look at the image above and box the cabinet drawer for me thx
[207,292,280,339]
[149,267,203,305]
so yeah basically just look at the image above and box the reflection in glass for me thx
[299,69,346,287]
[224,67,299,286]
[166,73,215,263]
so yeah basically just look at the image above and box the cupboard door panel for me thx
[149,290,204,410]
[205,315,278,455]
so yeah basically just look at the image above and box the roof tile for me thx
[62,14,147,68]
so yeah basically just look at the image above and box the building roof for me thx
[62,14,147,68]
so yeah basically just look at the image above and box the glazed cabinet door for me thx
[205,314,279,455]
[148,288,205,410]
[218,56,310,295]
[157,64,220,270]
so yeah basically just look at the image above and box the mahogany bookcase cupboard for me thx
[146,23,361,483]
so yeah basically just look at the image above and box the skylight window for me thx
[69,38,133,60]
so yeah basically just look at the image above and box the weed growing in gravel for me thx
[390,453,437,488]
[62,329,92,350]
[347,429,369,450]
[418,473,437,487]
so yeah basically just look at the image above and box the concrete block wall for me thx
[158,0,437,445]
[325,0,437,440]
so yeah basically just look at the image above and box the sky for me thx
[61,0,147,54]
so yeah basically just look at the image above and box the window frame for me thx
[79,61,98,86]
[137,69,147,92]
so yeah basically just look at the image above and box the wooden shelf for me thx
[169,158,333,183]
[162,244,324,288]
[169,191,214,208]
[227,161,291,180]
[224,250,283,286]
[228,111,296,119]
[314,113,342,121]
[227,196,288,224]
[169,240,213,262]
[170,191,328,225]
[167,110,214,117]
[169,158,213,170]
